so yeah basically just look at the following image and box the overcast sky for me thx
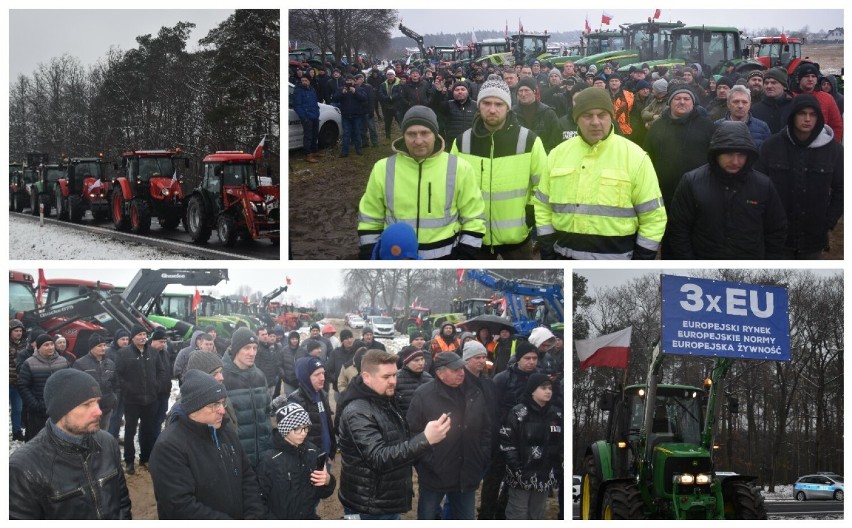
[395,7,844,37]
[8,9,235,80]
[19,268,345,305]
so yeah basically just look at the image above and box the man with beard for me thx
[360,326,386,352]
[432,80,477,145]
[335,350,451,520]
[10,369,132,519]
[666,121,787,259]
[430,322,462,362]
[756,95,843,259]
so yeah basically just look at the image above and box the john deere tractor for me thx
[581,346,766,520]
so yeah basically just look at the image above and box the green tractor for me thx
[581,347,767,520]
[575,30,636,70]
[626,26,747,77]
[27,153,65,217]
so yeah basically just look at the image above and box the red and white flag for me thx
[575,326,631,369]
[191,289,202,312]
[602,11,613,25]
[88,179,102,193]
[286,276,292,285]
[471,31,477,45]
[585,15,591,34]
[170,170,178,186]
[253,135,266,159]
[505,20,508,37]
[457,269,465,286]
[37,268,48,306]
[653,9,661,19]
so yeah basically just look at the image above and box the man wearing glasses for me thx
[149,370,267,519]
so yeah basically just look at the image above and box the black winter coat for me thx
[667,122,788,259]
[512,101,562,153]
[149,410,266,519]
[17,351,69,411]
[255,342,282,389]
[395,367,432,417]
[328,344,356,392]
[115,344,163,406]
[499,396,563,492]
[755,98,843,254]
[493,364,536,423]
[401,79,433,113]
[257,434,336,519]
[751,93,794,134]
[279,344,300,388]
[644,107,716,207]
[406,376,491,492]
[432,92,477,145]
[222,352,273,467]
[333,85,368,117]
[73,353,118,411]
[336,376,432,515]
[286,385,337,459]
[9,423,131,519]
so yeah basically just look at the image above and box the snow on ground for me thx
[9,215,197,260]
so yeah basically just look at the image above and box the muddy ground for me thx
[288,43,843,261]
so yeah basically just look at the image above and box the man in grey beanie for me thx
[10,368,132,519]
[357,105,486,259]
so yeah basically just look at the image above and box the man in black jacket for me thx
[667,121,787,259]
[756,95,843,259]
[149,370,266,519]
[10,368,132,519]
[407,352,491,520]
[336,349,451,520]
[395,345,432,416]
[115,324,164,474]
[73,334,117,430]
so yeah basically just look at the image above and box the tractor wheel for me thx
[722,480,768,519]
[217,213,238,247]
[581,454,602,520]
[14,192,27,213]
[186,195,212,243]
[834,489,843,501]
[159,211,182,230]
[795,491,806,501]
[112,189,130,231]
[600,481,644,520]
[30,189,39,216]
[68,195,85,223]
[55,186,68,221]
[130,200,152,234]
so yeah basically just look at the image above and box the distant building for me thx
[825,27,844,42]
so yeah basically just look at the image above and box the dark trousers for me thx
[302,117,319,154]
[25,407,47,441]
[153,395,170,441]
[479,455,508,519]
[123,401,157,465]
[108,393,124,438]
[361,114,379,146]
[341,115,363,155]
[381,106,398,139]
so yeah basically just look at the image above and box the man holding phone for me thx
[336,350,451,520]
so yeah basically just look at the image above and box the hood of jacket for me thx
[10,319,25,341]
[707,121,758,177]
[785,93,832,147]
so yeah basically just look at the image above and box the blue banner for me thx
[661,275,790,361]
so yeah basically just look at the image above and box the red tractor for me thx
[111,149,188,234]
[184,146,280,247]
[54,154,111,223]
[749,36,805,75]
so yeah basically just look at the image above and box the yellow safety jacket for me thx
[534,126,666,259]
[358,137,486,259]
[450,116,547,248]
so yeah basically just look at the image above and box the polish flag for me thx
[457,269,465,286]
[602,11,613,25]
[253,135,266,159]
[519,18,524,33]
[585,15,591,34]
[286,276,292,285]
[37,268,48,305]
[653,9,661,20]
[191,289,202,312]
[575,326,631,369]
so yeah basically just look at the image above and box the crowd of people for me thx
[292,55,843,260]
[9,319,564,520]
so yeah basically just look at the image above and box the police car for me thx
[793,473,844,501]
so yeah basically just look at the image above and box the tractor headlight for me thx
[695,473,712,485]
[674,474,695,485]
[161,188,170,196]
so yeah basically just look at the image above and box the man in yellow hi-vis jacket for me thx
[534,87,666,260]
[358,106,486,260]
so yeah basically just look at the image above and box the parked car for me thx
[368,315,395,338]
[348,315,365,329]
[573,475,581,502]
[288,83,342,150]
[794,473,844,501]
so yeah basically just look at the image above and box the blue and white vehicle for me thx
[794,473,844,501]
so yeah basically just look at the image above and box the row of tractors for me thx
[9,145,279,247]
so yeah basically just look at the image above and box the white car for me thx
[368,316,395,338]
[288,82,342,150]
[349,315,365,329]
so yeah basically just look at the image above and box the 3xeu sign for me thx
[661,275,790,361]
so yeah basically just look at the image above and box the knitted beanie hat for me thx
[130,324,147,338]
[716,76,734,89]
[518,77,538,92]
[462,340,488,361]
[150,327,168,341]
[230,327,258,354]
[764,67,788,86]
[572,87,615,122]
[187,350,224,375]
[399,345,425,365]
[549,68,562,79]
[477,78,512,108]
[667,86,696,106]
[340,328,354,341]
[528,327,556,348]
[88,333,106,350]
[514,340,539,359]
[44,369,102,420]
[181,370,226,415]
[275,402,311,436]
[526,372,552,396]
[36,334,53,349]
[401,105,440,137]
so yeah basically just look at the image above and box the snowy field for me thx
[9,215,197,259]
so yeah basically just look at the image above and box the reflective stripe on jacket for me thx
[534,127,666,259]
